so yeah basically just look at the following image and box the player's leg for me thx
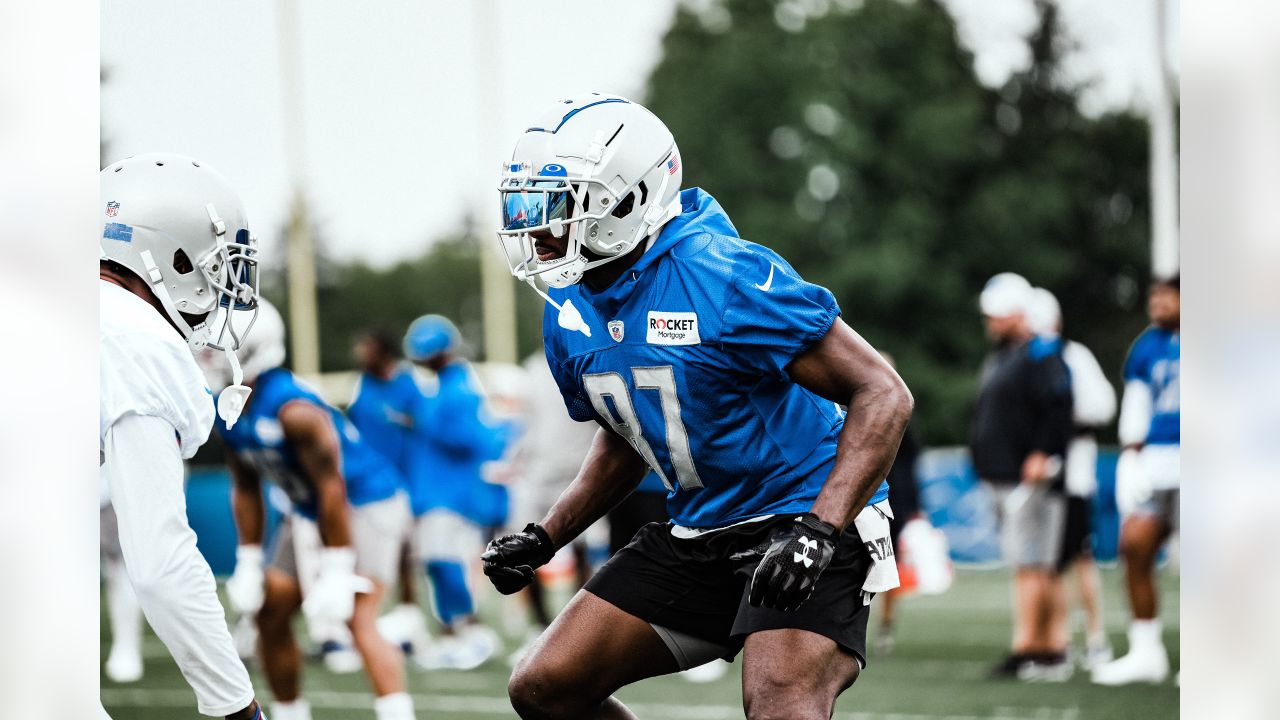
[507,590,679,720]
[257,567,305,708]
[741,629,860,720]
[1120,513,1165,620]
[349,494,415,719]
[1092,491,1175,685]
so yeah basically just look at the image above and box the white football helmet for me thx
[101,153,260,352]
[497,94,684,288]
[198,299,287,393]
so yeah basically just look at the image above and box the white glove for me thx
[302,547,373,625]
[225,545,265,615]
[1114,448,1152,516]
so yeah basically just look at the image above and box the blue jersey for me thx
[348,367,421,480]
[544,188,889,529]
[215,367,401,518]
[1123,327,1180,445]
[402,361,513,520]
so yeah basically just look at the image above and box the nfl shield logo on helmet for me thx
[608,320,625,342]
[105,200,120,217]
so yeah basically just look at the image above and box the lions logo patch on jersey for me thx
[609,320,625,342]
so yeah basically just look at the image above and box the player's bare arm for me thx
[483,426,649,594]
[280,399,353,547]
[541,426,651,546]
[787,317,914,530]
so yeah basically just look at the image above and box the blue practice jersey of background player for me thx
[401,361,514,526]
[348,366,420,481]
[1123,327,1180,446]
[216,367,401,518]
[544,187,889,529]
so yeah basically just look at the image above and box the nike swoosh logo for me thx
[754,264,775,292]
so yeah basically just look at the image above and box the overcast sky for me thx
[102,0,1178,268]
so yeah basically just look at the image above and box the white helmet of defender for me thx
[198,299,286,395]
[496,94,684,289]
[101,153,261,424]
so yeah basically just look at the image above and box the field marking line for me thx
[102,687,1073,720]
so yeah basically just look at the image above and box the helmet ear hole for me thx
[172,249,195,275]
[611,192,635,219]
[637,181,648,206]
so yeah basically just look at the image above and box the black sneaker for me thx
[989,653,1032,678]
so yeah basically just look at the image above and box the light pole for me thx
[277,0,321,376]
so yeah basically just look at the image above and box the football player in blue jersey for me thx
[482,95,913,720]
[398,314,510,670]
[348,330,433,653]
[1093,275,1180,686]
[203,302,416,720]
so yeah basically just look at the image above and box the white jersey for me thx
[1061,339,1117,497]
[100,281,214,460]
[99,280,254,717]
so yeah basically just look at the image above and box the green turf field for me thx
[102,566,1178,719]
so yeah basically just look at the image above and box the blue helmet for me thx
[404,314,460,361]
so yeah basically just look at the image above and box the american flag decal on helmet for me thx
[667,153,680,175]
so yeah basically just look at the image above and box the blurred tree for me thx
[645,0,1151,443]
[264,233,544,373]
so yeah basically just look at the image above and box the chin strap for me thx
[523,279,592,338]
[216,342,252,429]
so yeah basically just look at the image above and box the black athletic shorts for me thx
[584,515,874,667]
[1056,495,1093,571]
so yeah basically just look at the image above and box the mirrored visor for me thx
[501,181,569,232]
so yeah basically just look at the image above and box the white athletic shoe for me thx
[681,659,730,683]
[104,647,143,683]
[1092,647,1169,685]
[415,625,499,671]
[321,641,364,674]
[1092,620,1169,686]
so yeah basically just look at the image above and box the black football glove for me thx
[481,523,556,595]
[748,513,839,611]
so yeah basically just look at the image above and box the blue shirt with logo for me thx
[215,367,401,519]
[1123,327,1180,445]
[543,187,889,529]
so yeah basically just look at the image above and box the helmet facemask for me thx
[496,155,677,290]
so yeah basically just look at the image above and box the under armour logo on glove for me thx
[793,537,818,567]
[749,514,839,611]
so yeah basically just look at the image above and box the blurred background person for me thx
[1094,276,1180,686]
[207,302,415,720]
[347,330,433,658]
[1028,287,1117,670]
[400,314,512,670]
[969,273,1074,681]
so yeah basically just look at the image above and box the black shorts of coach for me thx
[585,515,876,668]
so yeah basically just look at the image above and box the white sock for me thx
[105,559,142,658]
[373,692,415,720]
[1129,619,1163,652]
[272,699,312,720]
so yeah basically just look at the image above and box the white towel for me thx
[854,500,901,605]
